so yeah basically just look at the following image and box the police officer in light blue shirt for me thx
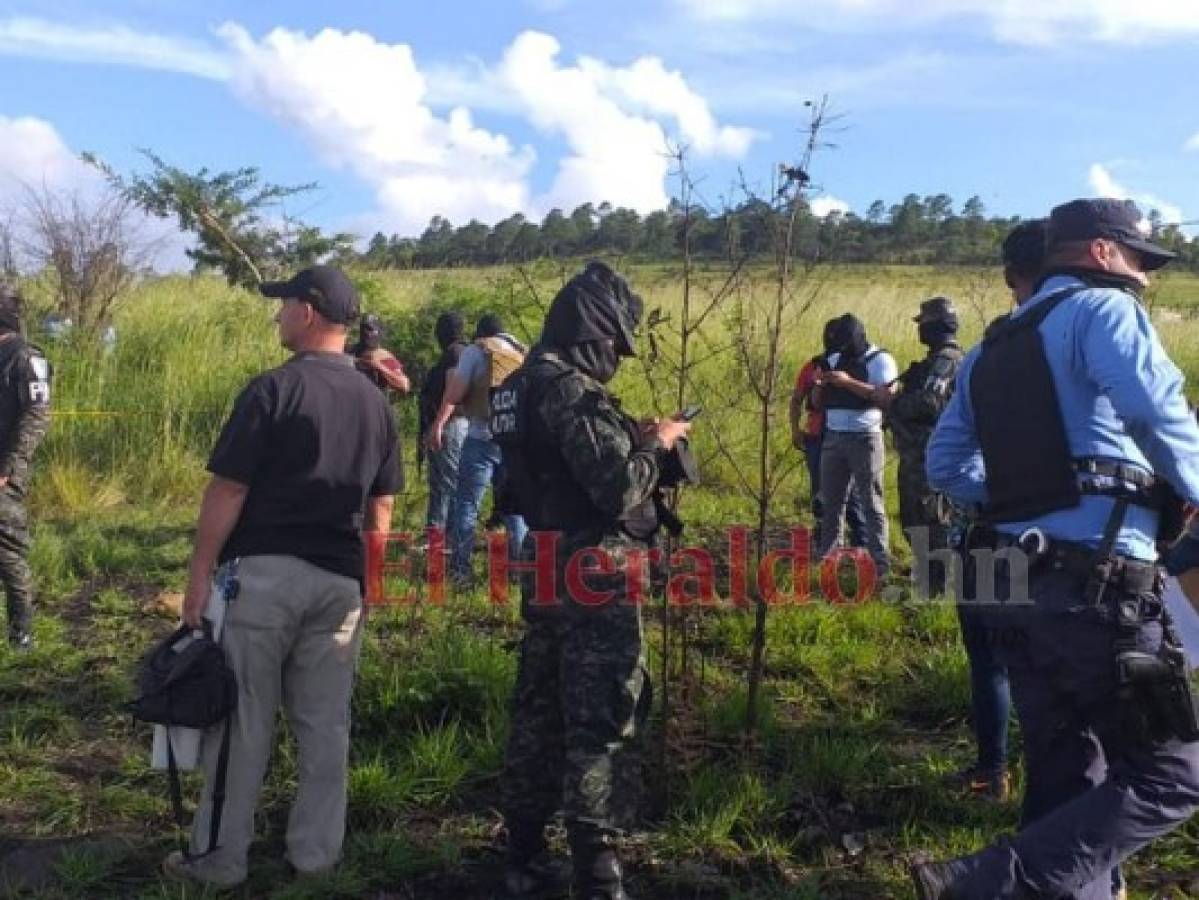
[913,198,1199,900]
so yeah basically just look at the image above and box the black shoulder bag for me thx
[128,623,237,858]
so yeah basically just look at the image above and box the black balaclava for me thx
[821,318,839,355]
[0,286,21,334]
[540,261,643,383]
[566,340,620,384]
[474,313,504,340]
[918,317,959,348]
[434,311,465,350]
[359,314,383,351]
[828,313,868,359]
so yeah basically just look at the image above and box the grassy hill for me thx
[2,264,1197,898]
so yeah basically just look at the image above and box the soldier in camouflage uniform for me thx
[885,296,962,597]
[492,262,690,900]
[0,285,51,651]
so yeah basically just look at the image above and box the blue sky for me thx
[2,0,1196,244]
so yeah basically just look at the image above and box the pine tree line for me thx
[356,194,1199,271]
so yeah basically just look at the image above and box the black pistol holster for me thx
[1095,498,1199,743]
[1114,599,1199,744]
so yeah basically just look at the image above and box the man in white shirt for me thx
[811,313,898,577]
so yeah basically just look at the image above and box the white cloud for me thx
[810,194,850,218]
[0,18,755,232]
[220,25,754,230]
[217,24,535,234]
[498,31,755,214]
[674,1,1199,45]
[0,16,230,79]
[0,115,97,202]
[579,54,757,156]
[1185,133,1199,152]
[1087,162,1183,224]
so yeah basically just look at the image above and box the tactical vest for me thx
[971,287,1158,524]
[492,355,656,539]
[464,336,525,421]
[822,348,883,411]
[0,336,49,420]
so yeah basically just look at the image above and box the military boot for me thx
[569,829,630,900]
[504,820,569,899]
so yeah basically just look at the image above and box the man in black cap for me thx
[917,202,1199,899]
[164,265,402,888]
[0,284,50,652]
[494,261,690,900]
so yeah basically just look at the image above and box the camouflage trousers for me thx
[897,454,953,596]
[0,491,32,640]
[501,542,649,841]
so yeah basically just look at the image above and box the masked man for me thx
[493,262,690,900]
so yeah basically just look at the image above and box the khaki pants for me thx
[189,555,364,880]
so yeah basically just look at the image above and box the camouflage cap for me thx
[913,296,958,325]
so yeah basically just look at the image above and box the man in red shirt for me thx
[791,319,865,549]
[351,314,410,395]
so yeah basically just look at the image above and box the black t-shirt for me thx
[419,340,467,431]
[208,351,403,581]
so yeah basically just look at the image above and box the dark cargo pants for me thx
[0,491,33,640]
[501,545,647,838]
[948,568,1199,899]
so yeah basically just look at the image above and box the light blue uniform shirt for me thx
[927,275,1199,561]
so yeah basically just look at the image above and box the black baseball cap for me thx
[1048,198,1175,271]
[259,265,360,324]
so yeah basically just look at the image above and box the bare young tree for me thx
[18,183,159,334]
[626,143,754,792]
[702,97,841,735]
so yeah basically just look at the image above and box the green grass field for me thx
[2,263,1198,898]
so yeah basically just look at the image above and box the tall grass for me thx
[27,264,1199,525]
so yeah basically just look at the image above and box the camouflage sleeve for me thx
[0,350,51,478]
[891,354,960,426]
[540,373,660,519]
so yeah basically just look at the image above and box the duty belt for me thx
[965,525,1161,597]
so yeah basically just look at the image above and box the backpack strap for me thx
[178,717,233,860]
[166,734,186,845]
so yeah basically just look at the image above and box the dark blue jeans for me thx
[448,436,528,581]
[802,433,865,548]
[425,417,468,529]
[947,568,1199,899]
[956,605,1011,775]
